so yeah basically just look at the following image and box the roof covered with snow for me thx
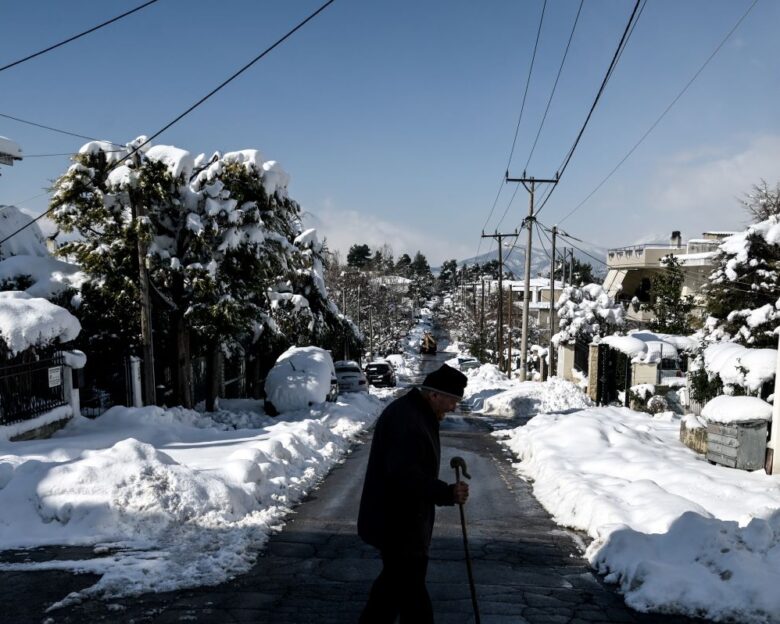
[0,136,22,159]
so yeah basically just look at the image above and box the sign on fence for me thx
[48,366,62,388]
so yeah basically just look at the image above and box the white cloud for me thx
[649,134,780,230]
[302,202,473,266]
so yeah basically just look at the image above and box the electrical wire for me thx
[534,0,644,218]
[0,112,123,146]
[476,0,548,258]
[0,0,336,249]
[506,0,548,174]
[0,0,160,73]
[523,0,584,172]
[558,0,759,225]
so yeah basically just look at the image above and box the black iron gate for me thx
[0,352,67,426]
[596,344,632,406]
[574,334,590,374]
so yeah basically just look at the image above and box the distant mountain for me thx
[457,237,608,279]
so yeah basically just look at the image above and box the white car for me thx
[264,346,338,415]
[334,360,369,393]
[457,356,480,370]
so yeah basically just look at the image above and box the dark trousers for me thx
[359,551,433,624]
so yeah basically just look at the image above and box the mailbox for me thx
[706,420,768,471]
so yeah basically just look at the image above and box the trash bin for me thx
[706,420,768,470]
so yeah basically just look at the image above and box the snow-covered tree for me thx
[50,138,351,407]
[702,216,780,348]
[552,283,624,346]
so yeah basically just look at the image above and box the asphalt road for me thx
[1,347,706,623]
[20,408,704,624]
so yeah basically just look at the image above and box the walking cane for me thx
[450,456,480,623]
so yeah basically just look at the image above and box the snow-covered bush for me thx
[0,291,81,358]
[553,283,624,346]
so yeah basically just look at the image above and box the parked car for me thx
[456,356,480,371]
[264,346,338,415]
[364,360,397,387]
[334,360,369,393]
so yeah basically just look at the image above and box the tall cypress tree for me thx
[647,255,693,334]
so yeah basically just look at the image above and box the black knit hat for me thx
[421,364,468,399]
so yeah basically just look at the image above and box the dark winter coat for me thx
[357,388,455,556]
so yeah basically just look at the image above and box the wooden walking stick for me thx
[450,456,480,623]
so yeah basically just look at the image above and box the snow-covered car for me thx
[364,361,397,387]
[264,346,338,415]
[457,356,480,370]
[334,360,369,393]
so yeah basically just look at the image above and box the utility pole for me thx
[507,287,514,376]
[506,173,558,381]
[342,290,348,360]
[769,332,780,474]
[549,226,557,378]
[480,278,486,345]
[481,230,518,371]
[130,152,156,405]
[569,248,576,286]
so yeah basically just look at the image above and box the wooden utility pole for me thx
[506,174,558,381]
[130,153,156,405]
[480,278,486,339]
[481,230,518,371]
[548,226,557,378]
[507,287,513,376]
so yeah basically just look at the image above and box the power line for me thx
[534,0,644,218]
[0,0,336,250]
[0,112,123,146]
[523,0,584,172]
[476,0,548,257]
[0,0,160,73]
[558,0,759,225]
[506,0,548,174]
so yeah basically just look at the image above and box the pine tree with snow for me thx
[646,254,694,335]
[702,216,780,348]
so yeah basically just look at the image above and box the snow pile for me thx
[480,377,592,418]
[0,394,383,605]
[0,205,47,259]
[0,291,81,355]
[0,205,85,298]
[702,342,777,393]
[498,406,780,622]
[264,346,335,412]
[701,395,772,424]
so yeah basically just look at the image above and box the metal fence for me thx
[0,352,67,426]
[574,335,590,374]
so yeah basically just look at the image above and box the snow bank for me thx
[0,394,383,606]
[701,395,772,424]
[0,291,80,355]
[498,406,780,623]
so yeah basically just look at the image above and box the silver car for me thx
[334,360,369,393]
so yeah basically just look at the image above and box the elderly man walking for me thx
[358,364,470,623]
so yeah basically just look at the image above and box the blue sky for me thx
[1,0,778,265]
